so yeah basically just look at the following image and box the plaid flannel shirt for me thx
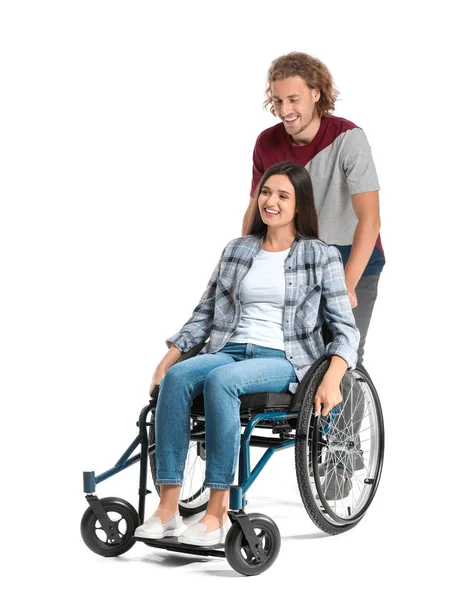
[166,233,360,393]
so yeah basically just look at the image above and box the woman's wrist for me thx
[159,345,182,371]
[324,355,348,383]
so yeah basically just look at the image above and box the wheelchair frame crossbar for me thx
[83,440,152,493]
[83,406,299,515]
[232,411,298,509]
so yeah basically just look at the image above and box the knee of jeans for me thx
[203,368,235,398]
[161,362,187,389]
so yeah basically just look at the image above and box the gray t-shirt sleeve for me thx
[340,128,380,195]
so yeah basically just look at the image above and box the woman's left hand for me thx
[314,377,342,417]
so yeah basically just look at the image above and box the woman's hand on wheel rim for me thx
[314,381,342,417]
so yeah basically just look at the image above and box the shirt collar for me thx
[250,232,302,258]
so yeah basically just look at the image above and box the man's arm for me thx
[339,128,381,303]
[242,196,257,236]
[345,190,381,302]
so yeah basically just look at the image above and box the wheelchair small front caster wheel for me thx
[225,513,281,576]
[81,497,139,557]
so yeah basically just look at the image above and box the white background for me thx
[1,1,474,597]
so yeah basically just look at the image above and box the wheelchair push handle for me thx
[150,384,160,401]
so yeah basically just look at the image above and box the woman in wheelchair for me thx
[134,161,360,547]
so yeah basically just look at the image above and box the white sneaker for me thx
[134,513,184,540]
[178,520,231,547]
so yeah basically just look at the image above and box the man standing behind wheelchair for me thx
[244,52,383,497]
[134,161,360,547]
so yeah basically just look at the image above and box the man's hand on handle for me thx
[346,281,358,308]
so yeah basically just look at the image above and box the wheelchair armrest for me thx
[176,342,206,363]
[149,342,207,401]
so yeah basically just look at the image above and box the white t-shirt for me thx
[227,247,289,350]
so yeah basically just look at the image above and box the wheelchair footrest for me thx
[132,536,226,558]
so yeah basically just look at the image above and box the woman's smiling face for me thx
[258,174,297,229]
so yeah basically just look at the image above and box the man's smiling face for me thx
[272,76,320,139]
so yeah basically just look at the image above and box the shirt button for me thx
[288,282,292,285]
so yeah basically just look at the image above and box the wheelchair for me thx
[81,341,384,576]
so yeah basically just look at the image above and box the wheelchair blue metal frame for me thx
[83,402,300,519]
[83,433,145,493]
[231,411,298,510]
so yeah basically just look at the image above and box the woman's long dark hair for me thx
[245,162,319,239]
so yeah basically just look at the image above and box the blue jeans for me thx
[155,342,297,489]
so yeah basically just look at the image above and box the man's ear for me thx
[312,88,321,103]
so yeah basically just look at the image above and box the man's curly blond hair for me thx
[264,52,339,118]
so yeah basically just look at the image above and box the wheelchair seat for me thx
[190,391,294,418]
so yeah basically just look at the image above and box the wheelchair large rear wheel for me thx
[148,412,210,516]
[295,359,384,535]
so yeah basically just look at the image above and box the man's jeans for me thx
[353,275,380,365]
[155,342,297,489]
[336,274,380,470]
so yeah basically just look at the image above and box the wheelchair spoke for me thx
[181,445,207,506]
[182,448,199,501]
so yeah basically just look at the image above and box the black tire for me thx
[80,497,139,557]
[148,412,209,516]
[295,359,385,535]
[225,514,281,576]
